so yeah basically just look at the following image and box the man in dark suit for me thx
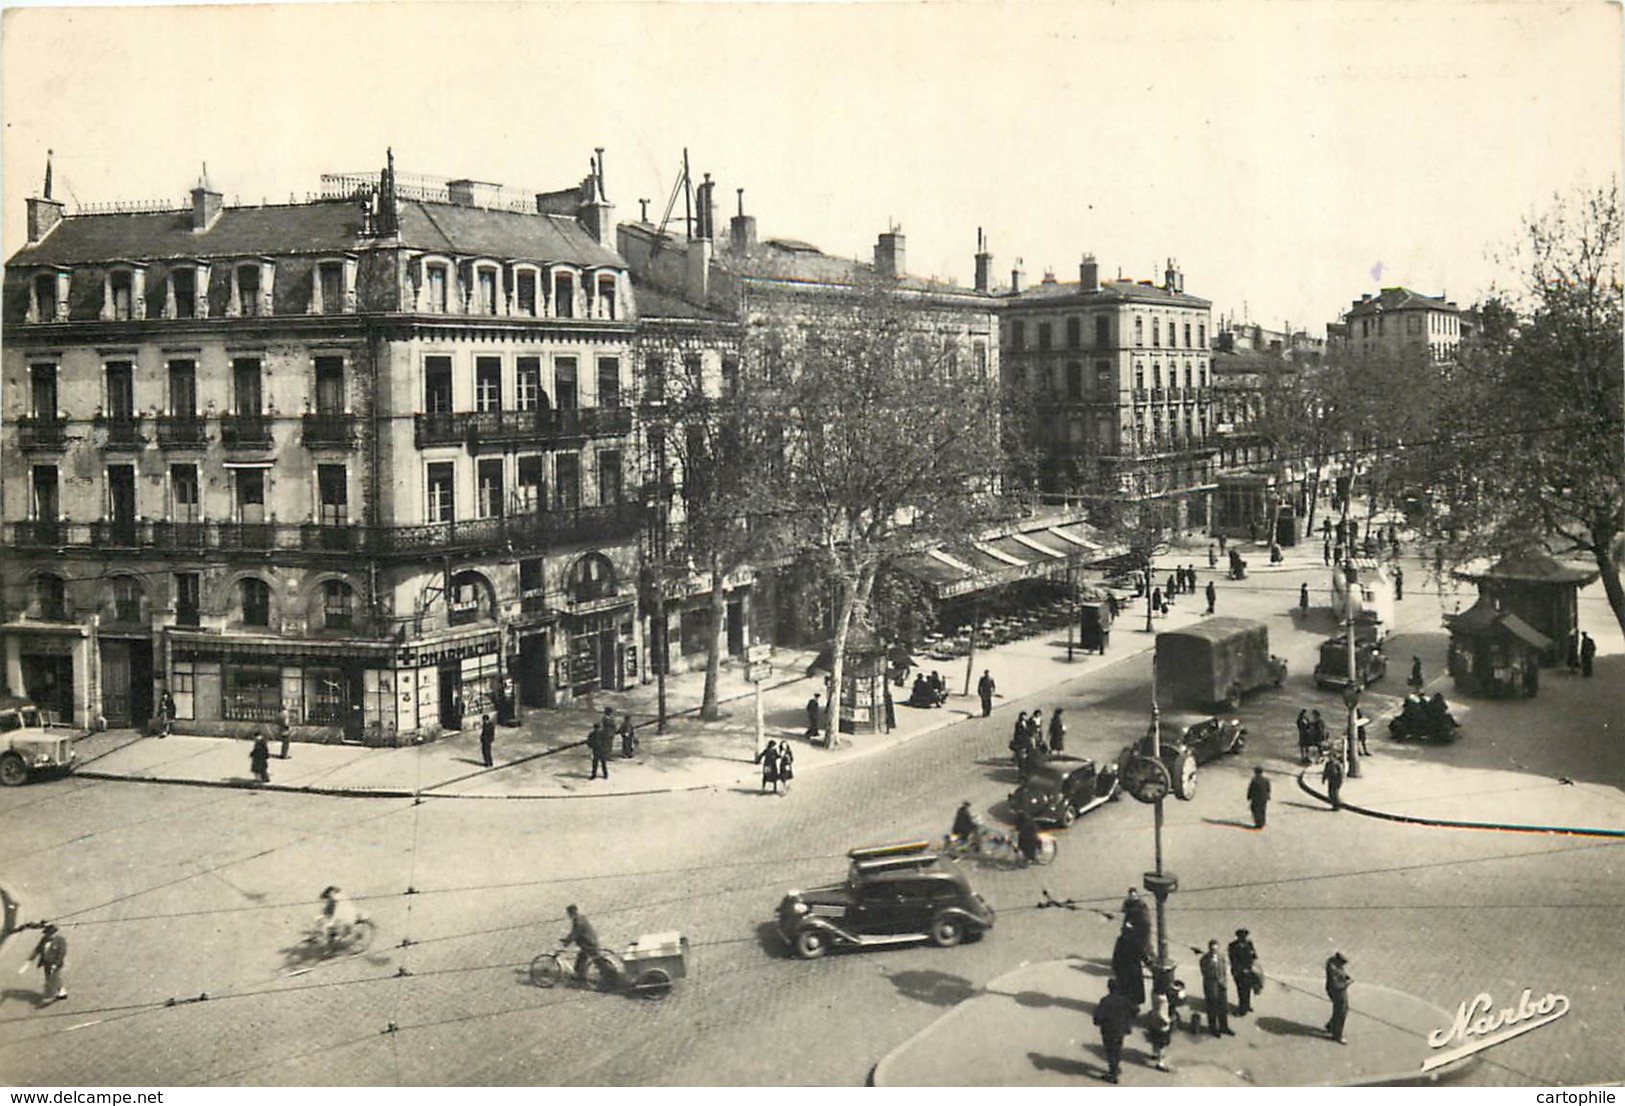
[1092,978,1139,1084]
[588,709,613,780]
[1199,939,1232,1035]
[1247,766,1272,829]
[479,713,495,768]
[1325,952,1352,1043]
[1227,929,1259,1015]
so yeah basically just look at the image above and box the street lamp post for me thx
[1144,565,1155,634]
[1339,494,1361,778]
[1145,670,1179,1068]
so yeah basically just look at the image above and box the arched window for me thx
[322,579,355,631]
[1134,317,1144,346]
[566,553,618,603]
[447,571,495,626]
[240,578,271,627]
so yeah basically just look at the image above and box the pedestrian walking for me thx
[882,682,896,731]
[1355,712,1371,756]
[24,922,68,1005]
[1208,544,1217,569]
[249,733,270,783]
[1393,565,1404,601]
[805,693,821,739]
[1580,631,1596,677]
[1310,709,1327,759]
[753,740,781,794]
[1167,573,1178,599]
[156,688,175,738]
[1205,579,1216,615]
[977,669,996,717]
[1333,542,1344,564]
[1218,533,1228,555]
[1299,582,1310,613]
[1145,989,1174,1072]
[1325,952,1352,1043]
[278,703,293,760]
[588,709,613,780]
[1228,930,1260,1016]
[1010,712,1032,779]
[1030,709,1047,755]
[1246,766,1271,829]
[1092,978,1139,1084]
[1199,939,1232,1036]
[1567,631,1582,673]
[479,712,495,767]
[1322,754,1345,810]
[1111,925,1148,1006]
[1323,538,1331,565]
[619,712,637,758]
[777,742,794,794]
[1151,586,1163,616]
[1296,709,1312,763]
[1048,708,1067,755]
[1107,592,1120,619]
[1409,656,1424,692]
[1120,888,1152,947]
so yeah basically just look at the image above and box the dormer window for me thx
[232,260,273,317]
[473,264,501,316]
[552,270,575,319]
[595,273,617,320]
[516,268,539,316]
[426,263,449,313]
[103,267,144,321]
[29,269,68,323]
[165,266,200,319]
[309,257,356,314]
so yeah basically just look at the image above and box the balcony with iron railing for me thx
[16,416,67,451]
[95,415,143,451]
[10,504,646,559]
[414,407,634,451]
[156,415,208,449]
[219,414,274,451]
[302,413,358,450]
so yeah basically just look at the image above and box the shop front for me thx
[3,623,86,726]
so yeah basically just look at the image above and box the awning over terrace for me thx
[894,517,1123,599]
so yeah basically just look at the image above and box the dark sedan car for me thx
[776,842,995,959]
[1118,714,1247,800]
[1008,756,1121,827]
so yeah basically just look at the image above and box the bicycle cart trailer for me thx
[531,931,689,1000]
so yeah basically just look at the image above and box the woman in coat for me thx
[753,741,781,793]
[1048,709,1067,754]
[776,743,794,795]
[249,733,271,783]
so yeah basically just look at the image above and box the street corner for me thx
[872,961,1470,1088]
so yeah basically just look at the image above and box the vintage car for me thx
[776,842,995,959]
[1313,636,1388,690]
[1007,756,1121,827]
[1118,714,1247,800]
[0,698,76,787]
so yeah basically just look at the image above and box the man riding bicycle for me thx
[950,800,987,852]
[560,904,603,983]
[317,886,359,951]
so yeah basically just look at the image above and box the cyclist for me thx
[950,800,985,852]
[317,886,358,952]
[1014,811,1044,866]
[560,904,603,984]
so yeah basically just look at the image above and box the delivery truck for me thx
[1155,618,1288,710]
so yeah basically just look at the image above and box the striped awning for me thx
[895,518,1124,599]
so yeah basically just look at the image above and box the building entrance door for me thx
[517,633,552,709]
[438,661,464,730]
[101,639,131,727]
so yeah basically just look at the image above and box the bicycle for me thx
[305,915,376,958]
[940,828,1057,866]
[529,937,683,1000]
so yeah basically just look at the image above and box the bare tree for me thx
[743,280,1007,735]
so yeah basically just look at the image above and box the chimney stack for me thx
[576,149,615,248]
[874,226,906,280]
[729,188,757,256]
[694,173,715,242]
[687,171,714,303]
[191,164,222,233]
[1163,258,1179,293]
[1079,253,1098,292]
[1011,258,1025,295]
[973,228,992,293]
[26,151,64,244]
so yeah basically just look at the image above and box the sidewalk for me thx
[871,960,1474,1087]
[67,599,1216,799]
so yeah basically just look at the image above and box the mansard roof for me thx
[1004,279,1211,309]
[8,198,621,270]
[1345,287,1458,317]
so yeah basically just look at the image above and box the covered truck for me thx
[1154,618,1287,710]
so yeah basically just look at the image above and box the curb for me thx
[1294,770,1625,838]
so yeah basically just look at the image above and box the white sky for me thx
[2,0,1619,332]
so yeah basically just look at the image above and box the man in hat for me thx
[1325,952,1352,1043]
[1227,929,1259,1015]
[1246,766,1272,829]
[1321,753,1345,810]
[1092,978,1139,1084]
[588,708,614,780]
[560,904,601,984]
[25,921,68,1005]
[977,669,996,717]
[1199,939,1232,1036]
[1580,631,1596,677]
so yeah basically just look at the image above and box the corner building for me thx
[2,155,642,742]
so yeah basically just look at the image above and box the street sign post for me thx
[746,654,773,755]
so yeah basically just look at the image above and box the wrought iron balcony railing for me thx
[156,415,208,448]
[219,414,274,450]
[17,416,67,451]
[302,413,357,450]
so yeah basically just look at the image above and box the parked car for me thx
[0,697,76,787]
[1008,756,1121,827]
[1313,636,1388,690]
[1118,714,1247,800]
[776,842,995,959]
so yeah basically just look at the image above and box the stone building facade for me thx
[3,154,643,742]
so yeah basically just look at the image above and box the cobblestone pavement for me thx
[1,534,1620,1086]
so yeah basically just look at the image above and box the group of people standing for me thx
[586,707,637,780]
[1008,707,1067,779]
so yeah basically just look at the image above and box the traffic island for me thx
[871,959,1477,1087]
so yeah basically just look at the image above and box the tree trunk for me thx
[700,551,727,721]
[824,563,876,742]
[1591,531,1625,640]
